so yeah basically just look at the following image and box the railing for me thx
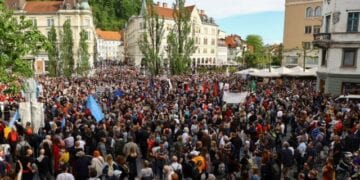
[313,33,331,41]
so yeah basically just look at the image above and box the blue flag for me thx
[86,95,105,123]
[9,111,20,128]
[61,118,66,129]
[36,82,40,98]
[114,89,124,97]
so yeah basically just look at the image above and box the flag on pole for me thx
[61,118,66,129]
[114,89,124,97]
[167,79,173,90]
[9,111,20,128]
[251,80,256,92]
[213,81,219,96]
[86,95,105,123]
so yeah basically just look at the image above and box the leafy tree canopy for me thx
[0,3,48,92]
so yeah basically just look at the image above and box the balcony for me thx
[313,33,331,48]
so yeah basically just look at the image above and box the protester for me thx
[0,65,359,180]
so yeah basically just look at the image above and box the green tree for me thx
[0,4,47,92]
[138,0,165,76]
[245,35,266,67]
[47,25,59,77]
[77,29,91,76]
[167,0,196,75]
[89,0,141,30]
[246,35,264,54]
[60,20,74,77]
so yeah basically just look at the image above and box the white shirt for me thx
[182,132,189,144]
[76,140,86,150]
[56,173,75,180]
[297,142,307,157]
[64,136,74,148]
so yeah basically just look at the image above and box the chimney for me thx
[200,10,205,14]
[157,1,160,6]
[163,2,167,8]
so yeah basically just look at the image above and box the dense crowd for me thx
[0,66,359,180]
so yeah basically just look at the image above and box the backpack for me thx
[218,162,226,175]
[114,139,125,156]
[172,163,182,179]
[190,161,200,179]
[9,132,18,142]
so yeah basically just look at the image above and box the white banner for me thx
[223,91,249,104]
[19,102,44,133]
[19,102,31,127]
[31,102,44,133]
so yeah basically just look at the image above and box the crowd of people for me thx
[0,66,359,180]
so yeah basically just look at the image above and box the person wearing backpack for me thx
[170,156,182,180]
[102,155,119,180]
[8,127,19,159]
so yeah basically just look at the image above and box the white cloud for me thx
[160,0,285,19]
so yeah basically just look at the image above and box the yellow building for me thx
[283,0,322,68]
[5,0,96,75]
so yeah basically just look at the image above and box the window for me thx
[342,48,357,67]
[203,38,208,45]
[305,26,312,34]
[347,12,359,32]
[303,42,311,49]
[306,7,313,17]
[313,25,321,34]
[211,49,215,54]
[325,15,331,33]
[47,18,54,26]
[203,48,207,53]
[321,48,327,66]
[30,18,37,27]
[211,39,215,45]
[314,7,321,17]
[84,18,90,27]
[306,56,318,65]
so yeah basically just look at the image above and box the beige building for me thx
[96,29,123,61]
[5,0,96,75]
[283,0,322,68]
[124,0,219,67]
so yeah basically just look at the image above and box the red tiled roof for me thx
[152,5,196,19]
[225,35,242,48]
[96,29,122,41]
[24,1,62,13]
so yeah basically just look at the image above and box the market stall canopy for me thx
[284,67,317,77]
[234,68,259,75]
[249,68,281,78]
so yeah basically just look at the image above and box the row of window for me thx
[306,7,321,17]
[321,48,358,67]
[195,48,216,54]
[30,17,90,27]
[194,37,216,45]
[305,25,321,34]
[323,12,359,33]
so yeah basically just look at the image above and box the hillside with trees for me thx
[89,0,142,31]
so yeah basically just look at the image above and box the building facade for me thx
[313,0,360,95]
[6,0,96,75]
[283,0,322,68]
[96,29,123,61]
[225,35,247,65]
[124,1,219,67]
